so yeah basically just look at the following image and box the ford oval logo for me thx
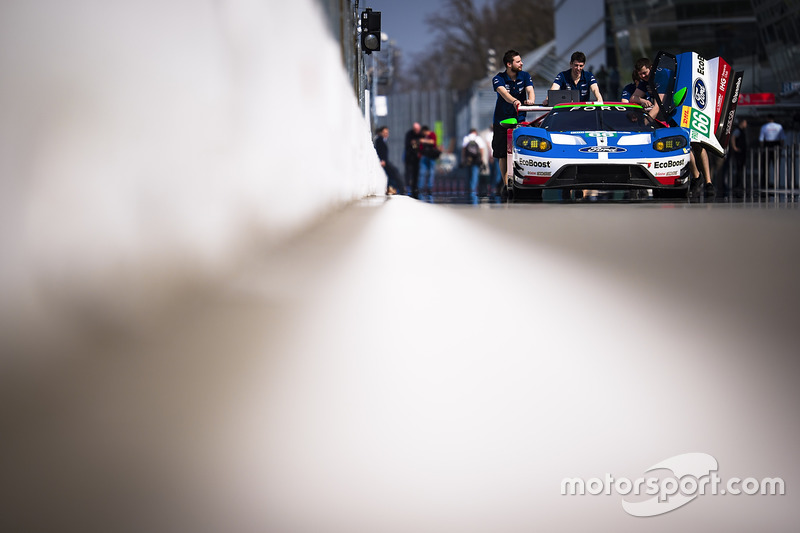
[578,146,627,153]
[693,78,707,110]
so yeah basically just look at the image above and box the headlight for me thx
[516,135,551,152]
[653,135,688,152]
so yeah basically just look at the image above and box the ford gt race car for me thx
[504,103,693,199]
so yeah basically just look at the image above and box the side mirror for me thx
[672,86,687,108]
[500,117,519,128]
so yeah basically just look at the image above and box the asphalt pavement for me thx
[3,193,800,532]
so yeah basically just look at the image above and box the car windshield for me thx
[540,105,659,133]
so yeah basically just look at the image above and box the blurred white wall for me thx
[0,0,384,333]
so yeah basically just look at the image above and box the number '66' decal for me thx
[690,109,710,136]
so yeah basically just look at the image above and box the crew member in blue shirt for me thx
[623,58,653,109]
[492,49,535,193]
[620,71,639,103]
[634,65,668,118]
[637,61,714,198]
[544,51,603,104]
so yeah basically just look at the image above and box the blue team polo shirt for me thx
[492,70,534,123]
[642,66,675,123]
[627,81,652,103]
[621,82,636,101]
[643,66,672,96]
[552,69,597,101]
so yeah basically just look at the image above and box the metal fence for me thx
[753,144,799,195]
[380,90,462,170]
[734,143,800,200]
[315,0,370,117]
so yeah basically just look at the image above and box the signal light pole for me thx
[361,8,381,54]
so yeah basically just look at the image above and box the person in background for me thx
[620,71,638,103]
[418,125,439,195]
[759,115,785,191]
[461,128,487,200]
[403,122,423,195]
[730,118,749,198]
[692,147,715,199]
[544,51,603,104]
[479,125,499,195]
[623,58,653,110]
[373,126,404,195]
[546,52,602,200]
[635,60,714,198]
[759,115,785,147]
[491,49,535,197]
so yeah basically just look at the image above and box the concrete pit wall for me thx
[0,1,384,336]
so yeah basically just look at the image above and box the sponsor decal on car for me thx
[664,50,737,156]
[681,106,692,126]
[567,105,629,112]
[694,78,707,110]
[587,132,617,138]
[732,74,742,104]
[680,107,713,140]
[653,159,685,169]
[715,60,730,122]
[578,146,627,153]
[519,159,551,167]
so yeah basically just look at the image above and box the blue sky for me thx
[365,0,490,59]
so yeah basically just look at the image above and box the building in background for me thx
[750,0,800,96]
[362,0,800,169]
[459,0,800,132]
[604,0,799,96]
[555,0,606,70]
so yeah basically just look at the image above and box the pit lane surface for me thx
[3,194,800,532]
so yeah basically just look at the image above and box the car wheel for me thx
[511,183,542,202]
[653,187,689,200]
[526,188,543,201]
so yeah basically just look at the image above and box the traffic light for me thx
[361,8,381,54]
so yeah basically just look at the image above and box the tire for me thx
[511,183,543,201]
[653,187,689,200]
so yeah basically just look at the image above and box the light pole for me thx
[487,48,496,77]
[371,32,391,124]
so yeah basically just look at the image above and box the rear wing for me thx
[651,51,744,157]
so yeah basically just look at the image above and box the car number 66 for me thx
[691,110,710,136]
